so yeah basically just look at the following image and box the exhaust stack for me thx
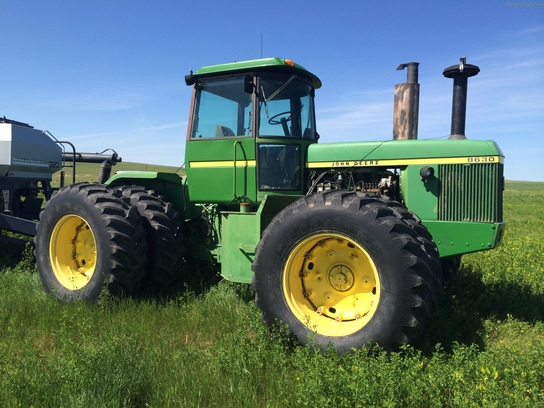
[393,62,419,140]
[443,57,480,140]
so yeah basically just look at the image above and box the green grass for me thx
[1,184,543,407]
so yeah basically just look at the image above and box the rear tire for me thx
[252,190,436,352]
[35,183,148,301]
[115,186,185,291]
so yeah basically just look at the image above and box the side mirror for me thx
[185,74,195,86]
[244,75,254,93]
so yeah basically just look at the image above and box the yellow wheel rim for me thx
[49,214,97,290]
[283,233,380,337]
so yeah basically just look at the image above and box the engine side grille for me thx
[438,163,503,222]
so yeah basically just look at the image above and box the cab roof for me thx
[192,57,322,89]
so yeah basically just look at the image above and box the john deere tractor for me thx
[32,57,505,352]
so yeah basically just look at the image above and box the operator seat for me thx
[215,125,235,137]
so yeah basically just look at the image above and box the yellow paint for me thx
[306,156,503,169]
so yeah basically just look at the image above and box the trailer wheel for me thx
[115,186,185,291]
[35,183,148,301]
[252,190,435,352]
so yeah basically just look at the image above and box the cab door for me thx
[184,75,257,205]
[255,73,318,200]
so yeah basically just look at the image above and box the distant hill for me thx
[505,180,544,191]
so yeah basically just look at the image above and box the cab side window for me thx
[191,76,253,139]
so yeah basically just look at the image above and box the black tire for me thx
[441,255,462,286]
[252,190,435,353]
[34,183,148,301]
[115,186,185,290]
[381,198,443,303]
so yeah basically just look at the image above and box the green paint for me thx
[426,220,506,257]
[307,139,503,164]
[193,57,322,89]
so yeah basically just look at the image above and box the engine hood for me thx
[306,139,504,168]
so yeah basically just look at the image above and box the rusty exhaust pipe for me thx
[443,57,480,140]
[393,62,420,140]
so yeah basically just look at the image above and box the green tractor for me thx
[34,57,505,352]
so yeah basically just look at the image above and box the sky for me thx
[1,1,543,182]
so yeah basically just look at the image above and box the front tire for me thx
[252,191,436,352]
[35,183,148,301]
[382,198,443,304]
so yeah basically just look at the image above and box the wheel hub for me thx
[50,214,97,290]
[283,233,380,336]
[328,265,354,291]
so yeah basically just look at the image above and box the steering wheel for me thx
[268,111,292,125]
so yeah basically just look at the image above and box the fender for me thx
[106,171,188,216]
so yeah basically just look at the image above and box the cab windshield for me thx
[189,73,316,140]
[258,74,316,139]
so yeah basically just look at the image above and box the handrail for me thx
[231,141,258,206]
[233,141,241,199]
[54,139,77,185]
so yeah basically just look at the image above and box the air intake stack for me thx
[443,57,480,140]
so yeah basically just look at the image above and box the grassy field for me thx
[0,181,543,407]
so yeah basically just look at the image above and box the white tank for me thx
[0,122,62,179]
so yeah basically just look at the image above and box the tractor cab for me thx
[184,58,321,205]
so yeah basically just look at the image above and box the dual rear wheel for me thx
[35,183,184,301]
